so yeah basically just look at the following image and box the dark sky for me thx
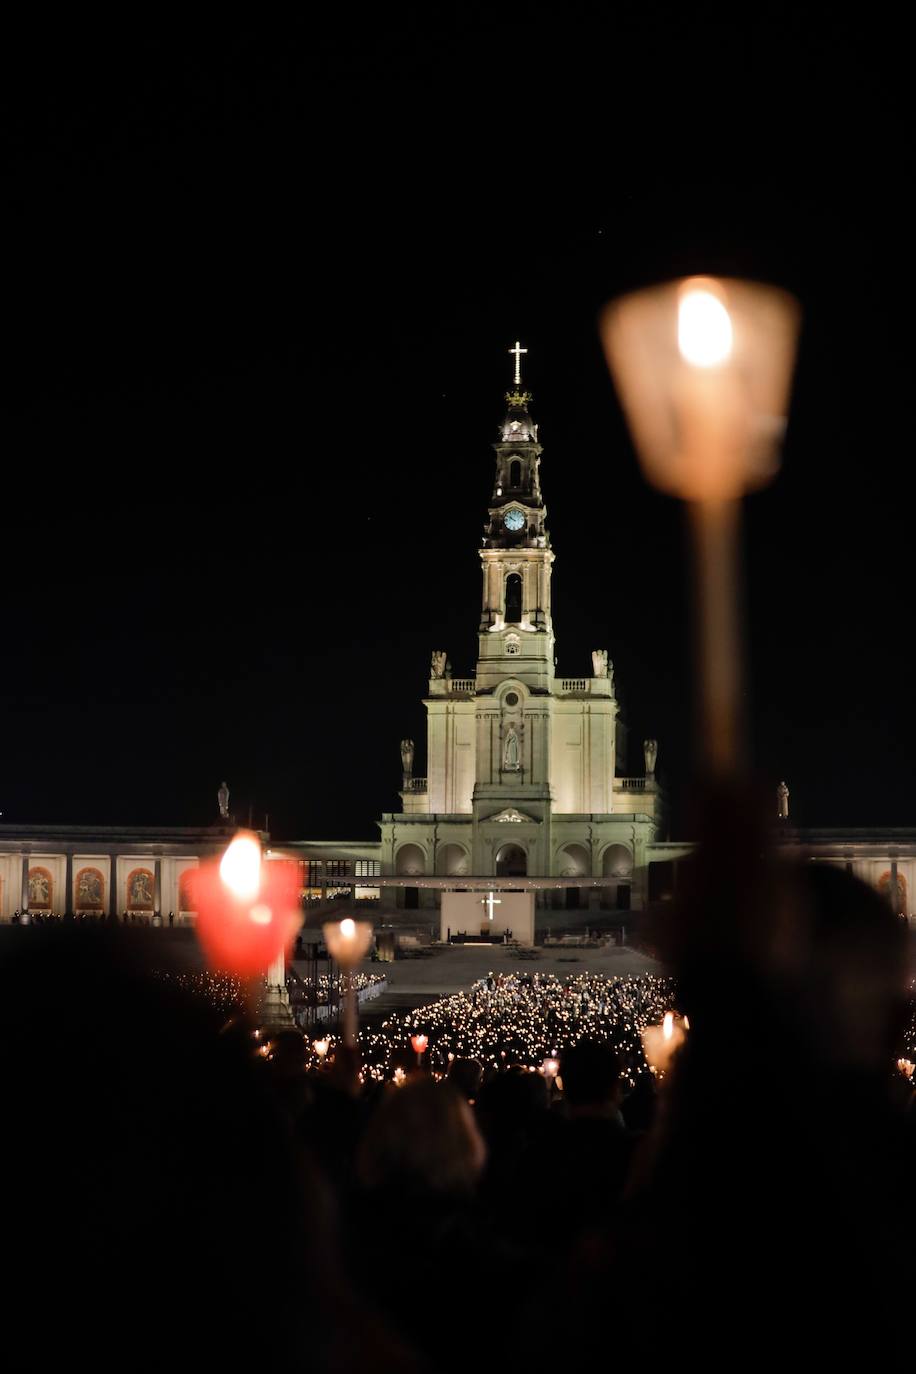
[3,12,912,838]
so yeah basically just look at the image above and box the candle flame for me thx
[219,833,262,902]
[340,917,356,939]
[663,1011,675,1041]
[678,281,733,368]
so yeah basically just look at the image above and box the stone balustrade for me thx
[404,777,428,792]
[615,777,647,791]
[557,678,589,693]
[448,678,476,692]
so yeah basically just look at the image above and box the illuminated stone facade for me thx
[0,825,232,921]
[378,370,669,910]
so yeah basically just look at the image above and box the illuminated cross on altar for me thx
[509,340,527,387]
[480,891,502,922]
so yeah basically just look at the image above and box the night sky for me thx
[3,13,912,839]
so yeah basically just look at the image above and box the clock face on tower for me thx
[503,509,525,532]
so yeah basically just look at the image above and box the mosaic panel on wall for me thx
[126,868,154,911]
[75,867,105,911]
[178,869,197,913]
[28,867,53,910]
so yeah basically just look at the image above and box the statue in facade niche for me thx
[777,780,789,820]
[592,649,608,678]
[400,738,415,778]
[643,739,658,778]
[218,780,230,819]
[431,650,447,679]
[503,724,521,771]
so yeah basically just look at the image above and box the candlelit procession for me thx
[5,19,914,1368]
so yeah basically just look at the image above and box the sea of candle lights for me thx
[300,973,916,1083]
[153,969,247,1014]
[312,971,387,1001]
[308,972,679,1081]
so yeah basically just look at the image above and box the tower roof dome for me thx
[500,389,537,442]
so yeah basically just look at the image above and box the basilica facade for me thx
[2,351,914,927]
[377,362,671,910]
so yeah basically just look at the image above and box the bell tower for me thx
[476,343,555,695]
[470,344,555,880]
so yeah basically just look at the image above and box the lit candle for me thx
[640,1010,687,1074]
[601,275,800,777]
[323,918,374,1048]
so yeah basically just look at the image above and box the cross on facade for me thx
[480,891,502,921]
[509,340,527,386]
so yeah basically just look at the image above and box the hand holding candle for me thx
[193,832,302,977]
[323,918,374,1048]
[601,276,800,777]
[323,917,373,969]
[411,1033,428,1067]
[641,1010,688,1075]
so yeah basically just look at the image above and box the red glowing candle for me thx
[192,832,302,976]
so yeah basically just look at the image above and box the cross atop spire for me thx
[509,340,527,387]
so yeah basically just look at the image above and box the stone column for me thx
[109,857,119,917]
[21,853,29,911]
[889,858,900,914]
[154,858,162,914]
[65,852,73,915]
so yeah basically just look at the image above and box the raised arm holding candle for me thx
[193,831,301,983]
[323,917,373,1048]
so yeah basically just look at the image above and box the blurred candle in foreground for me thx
[601,276,800,776]
[601,275,799,502]
[313,1038,330,1060]
[192,833,301,977]
[324,918,374,1048]
[641,1010,687,1074]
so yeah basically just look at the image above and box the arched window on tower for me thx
[505,573,522,623]
[509,459,521,488]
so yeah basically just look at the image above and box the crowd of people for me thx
[351,971,681,1082]
[3,845,915,1367]
[10,908,178,925]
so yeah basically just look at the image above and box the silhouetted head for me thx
[561,1041,624,1113]
[357,1078,486,1196]
[448,1056,483,1100]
